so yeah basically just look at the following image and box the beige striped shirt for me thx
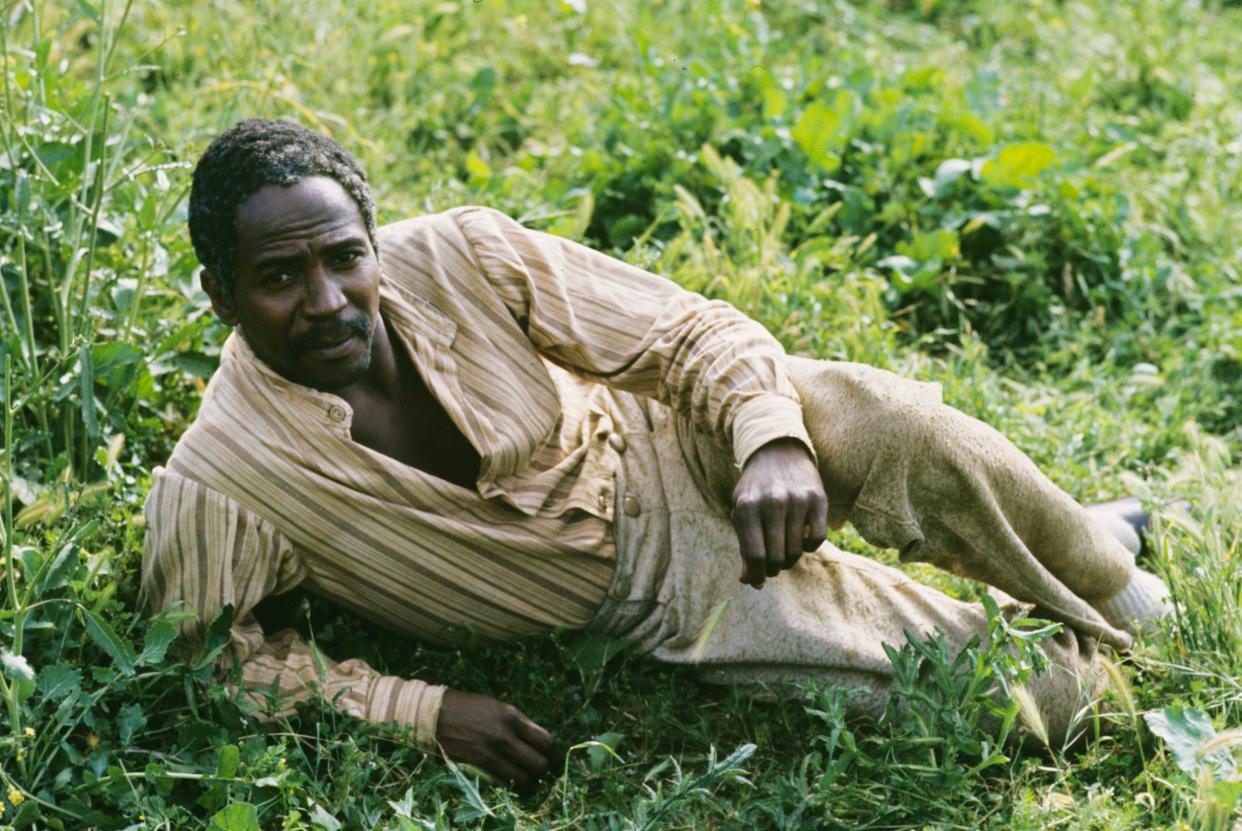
[141,206,813,744]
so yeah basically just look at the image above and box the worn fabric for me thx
[142,206,814,746]
[590,359,1136,744]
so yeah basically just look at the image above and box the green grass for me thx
[1,0,1241,827]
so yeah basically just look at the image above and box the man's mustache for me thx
[287,315,373,361]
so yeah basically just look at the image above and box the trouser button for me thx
[623,495,641,517]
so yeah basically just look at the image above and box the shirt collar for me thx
[218,270,434,435]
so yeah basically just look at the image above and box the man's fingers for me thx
[478,752,529,788]
[515,713,563,774]
[514,713,557,756]
[502,738,551,783]
[731,498,766,587]
[504,735,553,780]
[784,500,807,570]
[762,499,788,578]
[803,492,828,553]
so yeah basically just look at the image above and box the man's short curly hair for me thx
[188,118,377,298]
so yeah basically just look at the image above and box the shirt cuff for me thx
[368,677,447,748]
[730,394,817,470]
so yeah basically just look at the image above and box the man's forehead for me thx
[238,176,359,221]
[236,177,367,249]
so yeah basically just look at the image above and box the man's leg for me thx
[598,394,1114,748]
[777,356,1167,650]
[655,540,1109,748]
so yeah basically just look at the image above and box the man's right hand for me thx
[435,689,562,790]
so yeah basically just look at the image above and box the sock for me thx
[1095,569,1172,635]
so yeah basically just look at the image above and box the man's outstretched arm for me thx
[143,466,560,787]
[142,470,444,743]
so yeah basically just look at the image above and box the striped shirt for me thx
[141,206,813,744]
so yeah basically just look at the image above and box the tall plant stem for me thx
[3,356,14,613]
[2,355,26,771]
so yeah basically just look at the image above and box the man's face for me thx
[205,176,381,391]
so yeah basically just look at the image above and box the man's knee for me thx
[785,357,960,501]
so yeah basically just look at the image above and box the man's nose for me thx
[301,264,348,319]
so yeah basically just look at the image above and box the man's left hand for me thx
[731,439,827,588]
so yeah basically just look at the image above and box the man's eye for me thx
[265,272,295,287]
[335,250,363,265]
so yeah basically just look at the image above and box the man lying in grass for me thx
[142,118,1169,789]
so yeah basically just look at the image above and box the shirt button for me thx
[623,495,641,517]
[327,405,346,422]
[608,433,628,454]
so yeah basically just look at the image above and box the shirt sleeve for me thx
[140,467,446,746]
[451,206,815,470]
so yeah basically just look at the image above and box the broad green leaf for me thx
[36,664,81,701]
[36,140,81,170]
[217,744,241,778]
[83,608,136,676]
[92,341,145,372]
[118,702,147,745]
[92,342,146,392]
[792,102,842,170]
[208,802,260,831]
[897,229,960,264]
[171,351,219,379]
[40,539,84,592]
[981,142,1056,190]
[1144,706,1234,776]
[137,620,179,666]
[792,91,855,172]
[587,732,625,771]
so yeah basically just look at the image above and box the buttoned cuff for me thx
[730,394,817,470]
[368,677,447,748]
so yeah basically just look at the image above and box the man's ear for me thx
[200,269,239,326]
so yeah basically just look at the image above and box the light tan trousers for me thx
[590,357,1134,744]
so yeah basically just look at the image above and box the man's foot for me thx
[1084,496,1177,635]
[1085,496,1151,558]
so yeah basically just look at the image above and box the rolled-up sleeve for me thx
[140,467,445,746]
